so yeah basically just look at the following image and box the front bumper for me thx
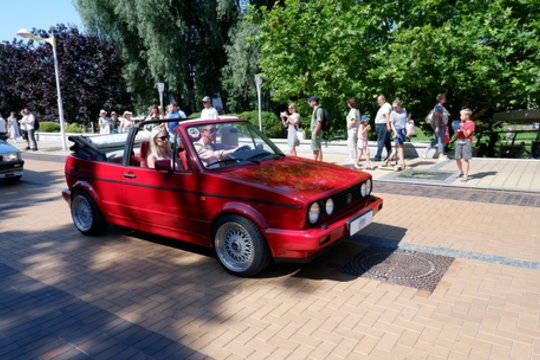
[0,160,24,179]
[265,195,383,261]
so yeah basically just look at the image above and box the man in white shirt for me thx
[20,108,38,151]
[200,96,219,120]
[374,95,392,161]
[193,124,237,167]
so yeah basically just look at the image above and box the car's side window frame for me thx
[171,129,191,173]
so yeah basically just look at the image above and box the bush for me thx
[237,111,285,138]
[66,123,85,133]
[188,112,201,119]
[39,121,60,132]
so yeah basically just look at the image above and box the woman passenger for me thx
[147,125,172,168]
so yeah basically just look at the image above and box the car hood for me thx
[224,156,369,201]
[0,141,18,155]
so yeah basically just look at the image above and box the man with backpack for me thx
[423,93,450,160]
[308,96,325,161]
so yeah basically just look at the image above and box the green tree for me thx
[0,24,129,127]
[256,0,540,144]
[76,0,240,113]
[256,0,385,137]
[221,14,262,113]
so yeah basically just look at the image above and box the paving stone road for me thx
[0,156,539,359]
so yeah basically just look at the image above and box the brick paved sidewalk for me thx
[1,156,540,359]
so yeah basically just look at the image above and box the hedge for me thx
[237,111,285,138]
[38,121,60,132]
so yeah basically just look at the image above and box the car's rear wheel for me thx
[71,191,108,235]
[213,215,271,276]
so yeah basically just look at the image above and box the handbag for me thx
[296,129,305,142]
[406,120,416,137]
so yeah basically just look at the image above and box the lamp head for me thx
[16,29,34,39]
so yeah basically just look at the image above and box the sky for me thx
[0,0,83,43]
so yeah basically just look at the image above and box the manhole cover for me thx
[341,247,454,292]
[396,170,454,182]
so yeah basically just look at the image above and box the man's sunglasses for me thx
[203,127,217,133]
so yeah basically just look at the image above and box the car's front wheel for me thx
[71,191,108,235]
[213,214,271,276]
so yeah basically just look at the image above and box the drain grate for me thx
[340,247,454,291]
[396,170,455,182]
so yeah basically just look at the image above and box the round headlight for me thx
[366,179,372,195]
[360,182,367,197]
[308,202,321,224]
[325,198,334,215]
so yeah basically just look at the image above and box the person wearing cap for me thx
[110,111,120,133]
[200,96,219,120]
[455,108,475,182]
[167,101,187,134]
[308,96,324,161]
[98,109,111,135]
[354,115,373,169]
[119,111,134,133]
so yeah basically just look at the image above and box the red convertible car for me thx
[63,118,383,276]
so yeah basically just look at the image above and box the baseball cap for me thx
[202,96,211,102]
[308,96,319,103]
[361,115,370,122]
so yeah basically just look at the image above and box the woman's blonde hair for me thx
[148,125,172,160]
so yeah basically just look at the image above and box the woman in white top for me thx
[98,110,111,134]
[7,112,20,141]
[147,125,172,168]
[385,98,408,170]
[120,111,135,133]
[280,103,301,156]
[346,97,361,162]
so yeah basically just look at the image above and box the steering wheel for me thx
[234,145,251,153]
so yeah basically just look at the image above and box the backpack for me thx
[318,107,331,131]
[425,109,434,126]
[33,117,40,131]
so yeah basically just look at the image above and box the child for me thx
[354,115,373,170]
[455,108,475,181]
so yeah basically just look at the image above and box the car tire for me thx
[213,214,271,277]
[71,191,108,235]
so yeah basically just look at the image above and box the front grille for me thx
[331,183,362,214]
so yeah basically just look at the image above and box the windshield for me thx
[187,121,284,169]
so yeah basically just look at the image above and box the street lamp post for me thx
[157,82,165,110]
[254,74,263,132]
[17,28,67,151]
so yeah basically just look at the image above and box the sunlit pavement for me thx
[1,143,539,359]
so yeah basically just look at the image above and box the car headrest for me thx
[140,141,150,159]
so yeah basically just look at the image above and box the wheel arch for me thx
[209,202,269,249]
[70,181,107,221]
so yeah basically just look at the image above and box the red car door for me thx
[119,136,207,246]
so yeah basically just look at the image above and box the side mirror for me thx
[155,159,172,172]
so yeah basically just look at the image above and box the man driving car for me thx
[193,125,239,167]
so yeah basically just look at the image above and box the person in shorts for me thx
[308,96,323,161]
[455,108,475,182]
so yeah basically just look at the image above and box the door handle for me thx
[123,173,136,179]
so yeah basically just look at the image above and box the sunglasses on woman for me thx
[157,134,169,141]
